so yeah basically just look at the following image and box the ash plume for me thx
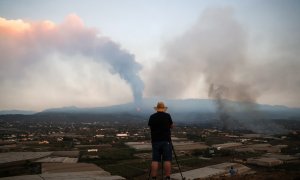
[0,15,144,106]
[147,8,294,134]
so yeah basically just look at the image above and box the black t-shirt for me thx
[148,112,173,142]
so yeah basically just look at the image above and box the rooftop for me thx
[36,157,78,163]
[41,163,106,173]
[0,171,125,180]
[171,162,253,180]
[0,152,52,164]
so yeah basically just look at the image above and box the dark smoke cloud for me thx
[146,7,297,134]
[0,15,144,105]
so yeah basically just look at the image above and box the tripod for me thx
[148,142,185,180]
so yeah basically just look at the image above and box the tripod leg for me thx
[171,143,185,180]
[161,157,163,180]
[148,161,152,180]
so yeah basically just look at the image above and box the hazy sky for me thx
[0,0,300,111]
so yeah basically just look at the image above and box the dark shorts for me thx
[151,141,172,162]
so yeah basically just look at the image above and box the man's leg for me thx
[162,141,172,179]
[164,161,171,177]
[151,161,159,178]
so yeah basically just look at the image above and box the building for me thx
[212,142,243,150]
[0,151,125,180]
[247,157,283,167]
[171,162,253,180]
[0,171,125,180]
[125,141,208,152]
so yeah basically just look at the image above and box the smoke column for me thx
[208,84,232,130]
[0,15,144,105]
[94,40,144,104]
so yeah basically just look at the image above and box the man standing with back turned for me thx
[148,102,173,180]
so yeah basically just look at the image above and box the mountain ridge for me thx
[1,98,299,118]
